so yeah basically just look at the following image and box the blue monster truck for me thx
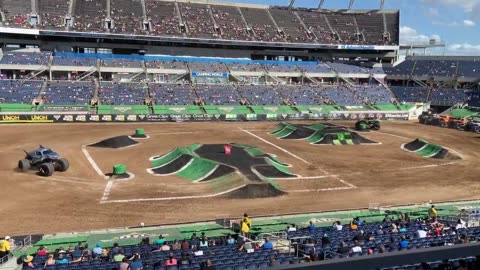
[18,146,69,177]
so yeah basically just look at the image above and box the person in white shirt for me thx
[333,221,343,231]
[351,240,362,253]
[417,228,427,238]
[455,219,467,230]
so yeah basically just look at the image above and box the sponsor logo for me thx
[359,114,366,120]
[219,107,233,112]
[89,115,100,122]
[376,113,384,119]
[170,107,186,113]
[63,115,73,122]
[102,115,112,122]
[368,113,375,118]
[30,115,48,121]
[214,114,221,119]
[281,114,288,119]
[115,115,125,121]
[75,115,86,122]
[351,114,358,120]
[264,107,278,112]
[1,115,20,121]
[112,107,132,113]
[385,113,409,119]
[53,115,61,120]
[138,115,146,120]
[127,115,137,121]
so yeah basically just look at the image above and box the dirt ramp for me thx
[402,138,461,160]
[403,139,427,152]
[224,183,286,199]
[89,136,139,149]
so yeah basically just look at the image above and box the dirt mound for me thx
[404,139,427,151]
[131,134,148,138]
[224,183,286,199]
[282,127,315,139]
[351,132,378,144]
[150,155,193,174]
[105,172,133,180]
[199,164,236,182]
[254,165,295,178]
[89,136,139,149]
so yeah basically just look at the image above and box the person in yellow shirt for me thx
[241,213,252,237]
[0,236,11,259]
[429,205,438,219]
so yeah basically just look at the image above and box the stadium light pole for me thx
[380,0,385,9]
[289,0,295,9]
[318,0,325,10]
[349,0,355,9]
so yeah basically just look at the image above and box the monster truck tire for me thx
[419,118,426,124]
[18,159,31,172]
[39,163,55,177]
[439,121,447,128]
[55,158,69,172]
[372,121,381,130]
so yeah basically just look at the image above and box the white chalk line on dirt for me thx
[81,145,105,177]
[148,131,202,135]
[239,128,357,189]
[100,184,247,204]
[370,130,411,140]
[35,176,104,186]
[100,180,114,202]
[289,186,355,193]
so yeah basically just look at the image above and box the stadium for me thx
[0,0,480,269]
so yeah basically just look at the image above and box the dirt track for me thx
[1,121,480,235]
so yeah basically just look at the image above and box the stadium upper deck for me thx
[0,0,399,46]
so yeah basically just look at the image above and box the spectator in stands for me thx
[159,242,171,251]
[55,254,69,265]
[353,217,363,226]
[456,219,467,229]
[44,254,56,267]
[262,238,273,250]
[308,221,316,232]
[0,236,10,259]
[429,205,438,219]
[438,259,454,270]
[350,240,362,253]
[352,230,367,241]
[350,220,358,230]
[199,237,209,248]
[191,234,200,249]
[55,247,66,255]
[155,235,165,245]
[321,234,331,248]
[333,221,343,231]
[269,255,280,267]
[420,262,432,270]
[201,259,216,270]
[130,254,143,270]
[376,225,384,235]
[37,245,49,256]
[226,235,235,245]
[92,243,102,256]
[239,239,253,252]
[398,236,409,249]
[178,253,191,266]
[383,215,392,223]
[113,249,125,262]
[337,242,350,255]
[22,255,35,269]
[119,257,129,270]
[164,253,177,266]
[417,227,428,238]
[71,250,91,263]
[67,244,75,254]
[171,240,181,250]
[181,239,190,250]
[457,259,468,270]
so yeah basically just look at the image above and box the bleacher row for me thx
[0,0,399,45]
[384,58,480,78]
[1,80,479,107]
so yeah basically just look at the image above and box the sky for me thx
[214,0,480,56]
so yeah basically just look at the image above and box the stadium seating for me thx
[145,0,179,36]
[210,6,252,41]
[237,85,283,105]
[0,80,42,104]
[384,60,415,76]
[467,91,480,108]
[188,62,228,73]
[0,52,51,65]
[149,84,196,105]
[269,8,311,43]
[355,12,385,45]
[180,3,218,39]
[265,64,300,73]
[412,60,457,77]
[324,13,358,45]
[318,85,363,105]
[275,85,323,105]
[72,0,107,33]
[240,7,282,42]
[53,56,97,66]
[300,63,333,73]
[297,11,334,44]
[99,82,146,105]
[101,59,143,68]
[327,62,368,74]
[195,85,240,105]
[1,0,31,28]
[429,88,468,106]
[351,85,394,104]
[226,63,265,72]
[458,60,480,78]
[42,81,94,105]
[38,0,68,30]
[146,60,187,70]
[111,0,144,34]
[390,86,429,103]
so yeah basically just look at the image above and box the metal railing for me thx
[0,235,32,266]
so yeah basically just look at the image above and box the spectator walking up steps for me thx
[0,236,11,259]
[241,213,252,237]
[429,205,438,219]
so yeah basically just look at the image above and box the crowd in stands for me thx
[327,62,368,74]
[351,85,394,104]
[319,85,362,105]
[189,63,228,73]
[300,63,333,73]
[226,63,265,72]
[1,0,31,28]
[430,88,469,106]
[148,83,196,105]
[297,11,334,44]
[237,85,283,105]
[101,59,143,68]
[290,206,477,264]
[42,81,94,105]
[210,6,252,41]
[466,92,480,108]
[110,0,144,35]
[37,0,69,30]
[0,52,51,65]
[275,85,323,105]
[390,86,430,103]
[146,60,187,70]
[269,8,312,43]
[180,3,218,39]
[72,0,107,33]
[195,85,240,105]
[0,80,42,104]
[145,0,180,36]
[99,82,146,105]
[53,56,97,66]
[265,64,301,73]
[413,60,457,77]
[240,8,282,42]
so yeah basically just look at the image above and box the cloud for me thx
[432,20,476,27]
[400,26,441,45]
[420,0,480,19]
[448,43,480,54]
[425,7,440,17]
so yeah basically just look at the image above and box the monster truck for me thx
[355,119,381,131]
[18,146,69,177]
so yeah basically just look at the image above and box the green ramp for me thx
[176,157,218,181]
[272,125,296,138]
[306,130,325,144]
[271,122,289,134]
[416,143,443,157]
[150,144,201,168]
